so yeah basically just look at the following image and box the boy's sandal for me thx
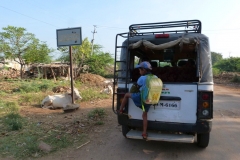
[142,133,148,139]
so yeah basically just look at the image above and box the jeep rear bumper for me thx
[118,115,212,133]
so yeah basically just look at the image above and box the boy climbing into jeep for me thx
[118,61,157,139]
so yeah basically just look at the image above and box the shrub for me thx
[0,101,19,114]
[3,113,24,131]
[88,108,106,119]
[212,68,221,76]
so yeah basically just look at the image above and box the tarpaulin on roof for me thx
[128,37,198,50]
[118,33,213,83]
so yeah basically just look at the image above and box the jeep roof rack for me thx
[129,20,201,36]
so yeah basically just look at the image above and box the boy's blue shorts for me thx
[131,92,151,112]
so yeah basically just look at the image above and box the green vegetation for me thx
[57,38,114,77]
[88,109,106,126]
[0,115,86,158]
[88,108,106,119]
[0,79,109,159]
[1,26,114,78]
[213,57,240,72]
[15,79,57,93]
[211,52,223,65]
[0,25,111,159]
[212,68,221,76]
[3,113,24,131]
[19,92,46,106]
[0,26,53,79]
[86,52,114,76]
[1,79,109,106]
[0,101,19,115]
[81,88,110,101]
[212,56,240,83]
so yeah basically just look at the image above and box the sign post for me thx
[56,27,82,104]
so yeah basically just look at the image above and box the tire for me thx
[197,133,210,148]
[122,125,130,137]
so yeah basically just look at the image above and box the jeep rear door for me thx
[128,83,198,124]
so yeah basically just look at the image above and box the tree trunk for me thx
[20,64,23,79]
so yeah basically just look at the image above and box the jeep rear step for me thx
[126,130,195,143]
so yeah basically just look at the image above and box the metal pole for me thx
[91,25,97,55]
[69,46,74,104]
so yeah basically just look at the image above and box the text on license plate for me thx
[157,101,181,110]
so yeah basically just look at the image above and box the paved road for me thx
[42,84,240,160]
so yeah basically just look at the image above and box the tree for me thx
[214,57,240,72]
[23,38,53,64]
[57,37,101,62]
[86,52,114,76]
[57,37,103,77]
[0,26,52,78]
[211,52,223,65]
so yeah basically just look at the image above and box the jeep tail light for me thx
[202,102,209,108]
[197,91,213,119]
[202,93,209,100]
[155,34,169,38]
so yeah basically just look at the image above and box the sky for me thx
[1,0,240,59]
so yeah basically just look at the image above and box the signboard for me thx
[56,27,82,47]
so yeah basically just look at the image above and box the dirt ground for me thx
[2,73,240,159]
[37,82,240,160]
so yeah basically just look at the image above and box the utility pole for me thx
[91,25,97,55]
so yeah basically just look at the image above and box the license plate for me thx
[156,100,180,110]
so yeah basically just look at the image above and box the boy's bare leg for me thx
[119,93,131,111]
[142,112,148,137]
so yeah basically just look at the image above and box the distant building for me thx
[0,58,24,70]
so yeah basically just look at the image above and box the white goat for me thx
[41,88,82,109]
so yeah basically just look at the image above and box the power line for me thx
[96,25,127,30]
[24,0,74,22]
[0,5,59,28]
[204,27,240,31]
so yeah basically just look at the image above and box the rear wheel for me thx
[122,125,130,137]
[197,133,210,148]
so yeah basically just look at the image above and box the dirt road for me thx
[40,84,240,160]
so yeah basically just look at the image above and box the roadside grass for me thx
[0,79,110,159]
[0,79,110,105]
[0,90,7,96]
[80,88,110,102]
[0,99,89,159]
[88,108,106,125]
[88,108,106,119]
[0,115,87,159]
[19,92,47,106]
[0,101,19,115]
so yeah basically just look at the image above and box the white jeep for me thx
[112,20,213,148]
